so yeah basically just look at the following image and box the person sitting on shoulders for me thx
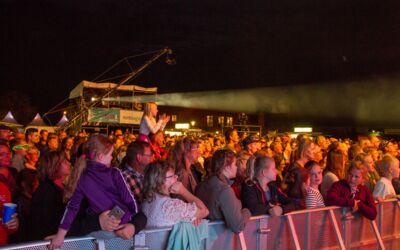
[137,102,169,143]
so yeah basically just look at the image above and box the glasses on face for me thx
[165,174,177,179]
[142,152,154,157]
[190,146,200,151]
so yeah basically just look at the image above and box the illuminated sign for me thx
[165,131,183,136]
[294,127,313,133]
[175,123,190,129]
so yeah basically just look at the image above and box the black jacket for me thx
[241,179,298,216]
[30,179,66,240]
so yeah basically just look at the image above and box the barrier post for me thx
[94,239,105,250]
[378,202,383,234]
[304,213,310,250]
[342,209,354,249]
[328,209,345,250]
[287,214,301,250]
[238,232,248,250]
[256,217,270,250]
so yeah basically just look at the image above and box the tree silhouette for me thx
[0,91,37,125]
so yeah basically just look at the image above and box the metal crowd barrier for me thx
[2,199,399,250]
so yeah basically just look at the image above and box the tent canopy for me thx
[28,113,47,126]
[56,114,69,126]
[69,80,158,99]
[0,111,22,127]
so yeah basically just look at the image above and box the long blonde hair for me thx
[64,134,113,201]
[143,102,157,117]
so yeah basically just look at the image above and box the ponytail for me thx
[63,154,87,202]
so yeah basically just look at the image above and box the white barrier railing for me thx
[2,199,399,250]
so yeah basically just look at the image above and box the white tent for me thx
[56,114,69,126]
[0,111,23,128]
[25,113,55,132]
[28,113,47,126]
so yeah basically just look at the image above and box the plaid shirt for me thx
[122,163,144,204]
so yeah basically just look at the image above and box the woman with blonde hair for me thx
[138,102,170,143]
[242,155,296,216]
[287,138,316,173]
[142,160,208,227]
[354,152,379,192]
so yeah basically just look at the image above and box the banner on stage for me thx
[88,108,142,125]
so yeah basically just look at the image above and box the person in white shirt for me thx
[138,102,170,143]
[373,155,399,200]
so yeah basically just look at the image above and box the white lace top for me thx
[142,193,197,227]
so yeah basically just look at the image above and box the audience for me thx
[2,126,400,247]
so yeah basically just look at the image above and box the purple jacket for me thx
[60,161,138,230]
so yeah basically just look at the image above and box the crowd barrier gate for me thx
[2,198,399,250]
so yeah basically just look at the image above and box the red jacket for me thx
[326,180,377,220]
[0,181,12,245]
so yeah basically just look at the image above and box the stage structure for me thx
[66,81,157,134]
[55,47,172,134]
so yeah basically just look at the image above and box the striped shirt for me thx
[306,186,325,209]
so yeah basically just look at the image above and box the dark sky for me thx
[1,0,400,114]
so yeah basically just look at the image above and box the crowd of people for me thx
[0,102,399,247]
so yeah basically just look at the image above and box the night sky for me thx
[1,0,400,122]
